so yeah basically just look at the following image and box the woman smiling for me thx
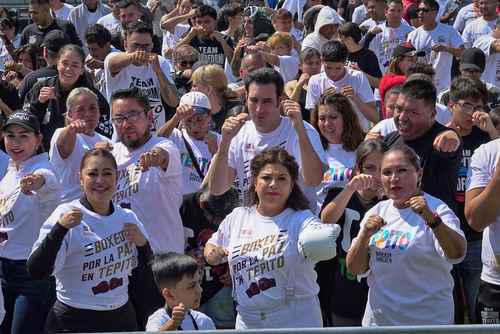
[204,147,339,329]
[347,145,466,326]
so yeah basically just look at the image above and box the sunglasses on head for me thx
[417,7,433,12]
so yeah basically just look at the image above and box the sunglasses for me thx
[417,8,433,12]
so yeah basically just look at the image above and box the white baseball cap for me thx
[179,91,211,114]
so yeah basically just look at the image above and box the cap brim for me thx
[193,106,211,114]
[460,63,482,72]
[3,120,37,132]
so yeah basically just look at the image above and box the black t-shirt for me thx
[189,35,234,68]
[211,98,243,133]
[18,65,58,101]
[347,47,382,80]
[0,79,21,114]
[384,122,462,213]
[20,19,82,68]
[180,193,228,305]
[456,126,490,241]
[316,187,380,324]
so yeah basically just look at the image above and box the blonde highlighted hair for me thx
[191,64,237,100]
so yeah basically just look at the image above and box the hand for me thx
[191,25,205,37]
[472,111,497,136]
[220,113,248,143]
[20,173,45,195]
[129,50,150,66]
[347,174,376,192]
[406,195,435,223]
[180,68,193,80]
[139,147,168,172]
[282,99,303,130]
[369,26,382,35]
[365,131,383,141]
[123,223,147,246]
[94,141,113,151]
[211,30,224,41]
[347,62,360,71]
[297,73,311,86]
[255,41,270,53]
[170,303,187,327]
[323,86,339,96]
[245,45,261,55]
[66,119,87,134]
[236,37,252,51]
[58,208,82,229]
[433,130,460,152]
[38,86,56,104]
[206,246,228,265]
[175,104,195,122]
[360,215,385,239]
[431,44,448,53]
[85,57,104,70]
[340,85,355,99]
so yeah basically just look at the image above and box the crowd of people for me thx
[0,0,499,332]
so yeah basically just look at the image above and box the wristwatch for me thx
[427,213,443,230]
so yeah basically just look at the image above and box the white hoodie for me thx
[302,6,344,52]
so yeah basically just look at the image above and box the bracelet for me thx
[427,213,442,230]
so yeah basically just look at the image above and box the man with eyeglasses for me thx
[384,78,462,212]
[104,20,178,136]
[445,76,497,324]
[109,86,184,254]
[438,48,500,111]
[407,0,463,94]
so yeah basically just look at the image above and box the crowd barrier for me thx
[86,325,500,334]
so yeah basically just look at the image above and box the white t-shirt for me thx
[112,136,184,253]
[368,21,414,73]
[462,17,496,48]
[370,103,452,136]
[169,128,221,195]
[305,69,375,130]
[228,117,326,204]
[32,199,147,311]
[275,55,300,83]
[87,9,102,26]
[316,144,355,211]
[49,129,111,203]
[0,150,8,180]
[352,5,368,25]
[466,138,500,285]
[474,35,500,88]
[0,154,60,260]
[146,308,216,331]
[162,24,190,58]
[207,206,321,311]
[453,3,478,33]
[356,193,465,326]
[53,3,74,20]
[97,13,122,36]
[407,23,464,94]
[104,53,174,134]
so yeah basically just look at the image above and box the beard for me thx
[121,128,151,150]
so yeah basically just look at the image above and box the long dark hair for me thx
[246,147,309,211]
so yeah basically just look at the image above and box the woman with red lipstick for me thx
[204,147,339,329]
[347,145,467,326]
[0,111,61,334]
[317,139,387,327]
[28,148,157,333]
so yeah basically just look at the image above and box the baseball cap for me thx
[392,42,426,59]
[180,91,211,114]
[41,30,70,53]
[460,48,485,72]
[3,111,40,133]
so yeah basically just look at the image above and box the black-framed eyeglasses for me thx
[456,101,486,114]
[111,111,146,125]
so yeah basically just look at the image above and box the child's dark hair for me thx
[152,252,199,289]
[490,107,500,128]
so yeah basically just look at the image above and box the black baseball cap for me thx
[460,48,485,72]
[392,42,426,58]
[41,30,70,53]
[3,111,41,133]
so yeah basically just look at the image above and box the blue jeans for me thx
[455,240,482,323]
[0,258,55,334]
